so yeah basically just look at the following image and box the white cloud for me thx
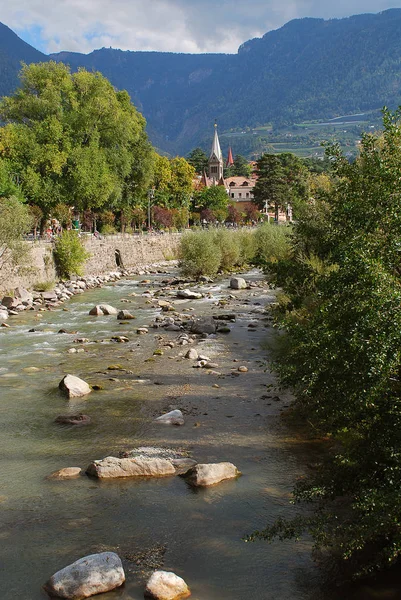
[1,0,400,55]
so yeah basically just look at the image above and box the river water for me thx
[0,270,399,599]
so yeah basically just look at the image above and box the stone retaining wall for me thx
[0,233,181,294]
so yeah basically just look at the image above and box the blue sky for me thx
[4,0,401,55]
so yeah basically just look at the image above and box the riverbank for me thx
[0,261,177,322]
[0,232,181,294]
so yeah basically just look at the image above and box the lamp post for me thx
[148,188,155,230]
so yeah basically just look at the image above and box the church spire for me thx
[210,122,222,161]
[208,122,223,181]
[226,146,234,167]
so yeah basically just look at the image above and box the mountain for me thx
[2,10,401,153]
[0,22,47,97]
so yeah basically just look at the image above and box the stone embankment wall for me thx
[0,233,181,294]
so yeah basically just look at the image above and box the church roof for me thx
[226,146,234,167]
[209,125,222,162]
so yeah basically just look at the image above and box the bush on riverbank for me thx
[179,225,291,278]
[179,230,222,277]
[53,231,90,278]
[248,109,401,581]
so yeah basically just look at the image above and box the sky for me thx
[3,0,401,55]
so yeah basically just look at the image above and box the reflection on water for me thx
[0,271,400,599]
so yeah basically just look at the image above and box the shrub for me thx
[0,196,33,275]
[237,229,257,266]
[100,224,117,235]
[53,231,90,278]
[213,229,241,271]
[179,230,222,278]
[254,222,291,265]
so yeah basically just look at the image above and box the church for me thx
[200,124,256,214]
[199,124,292,222]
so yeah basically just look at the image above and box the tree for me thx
[197,185,229,212]
[187,147,208,174]
[168,157,195,208]
[0,159,32,277]
[253,154,287,220]
[225,154,251,177]
[0,62,152,216]
[248,108,401,580]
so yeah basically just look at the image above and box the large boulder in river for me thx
[89,304,118,316]
[145,570,191,600]
[47,467,82,479]
[86,456,176,479]
[183,462,240,487]
[43,552,125,599]
[117,310,135,320]
[155,410,185,426]
[59,375,92,398]
[190,317,216,335]
[230,277,247,290]
[176,289,203,300]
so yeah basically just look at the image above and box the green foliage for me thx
[0,195,32,275]
[249,107,401,580]
[179,230,222,278]
[100,224,118,235]
[196,185,229,213]
[179,224,283,277]
[186,147,208,174]
[253,153,309,218]
[225,154,251,177]
[0,62,152,216]
[33,280,55,292]
[53,230,90,278]
[254,223,291,266]
[212,229,241,271]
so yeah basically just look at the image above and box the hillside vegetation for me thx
[1,10,401,154]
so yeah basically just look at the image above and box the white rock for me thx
[0,311,8,321]
[230,277,247,290]
[155,409,185,426]
[145,570,191,600]
[59,374,92,398]
[184,462,240,487]
[176,289,203,299]
[88,306,104,316]
[98,304,118,315]
[48,467,82,479]
[184,348,198,360]
[86,456,176,478]
[44,552,125,599]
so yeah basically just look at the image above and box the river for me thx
[0,269,399,599]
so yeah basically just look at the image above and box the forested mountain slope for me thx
[2,9,401,153]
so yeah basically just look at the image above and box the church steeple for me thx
[208,122,223,182]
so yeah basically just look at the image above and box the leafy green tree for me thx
[253,154,287,220]
[168,157,195,208]
[187,147,208,174]
[0,62,152,216]
[197,185,229,213]
[248,108,401,580]
[225,154,251,177]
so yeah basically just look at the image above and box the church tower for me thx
[208,123,224,182]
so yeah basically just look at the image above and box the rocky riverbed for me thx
[0,267,394,600]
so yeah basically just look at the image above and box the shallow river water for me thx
[0,270,400,600]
